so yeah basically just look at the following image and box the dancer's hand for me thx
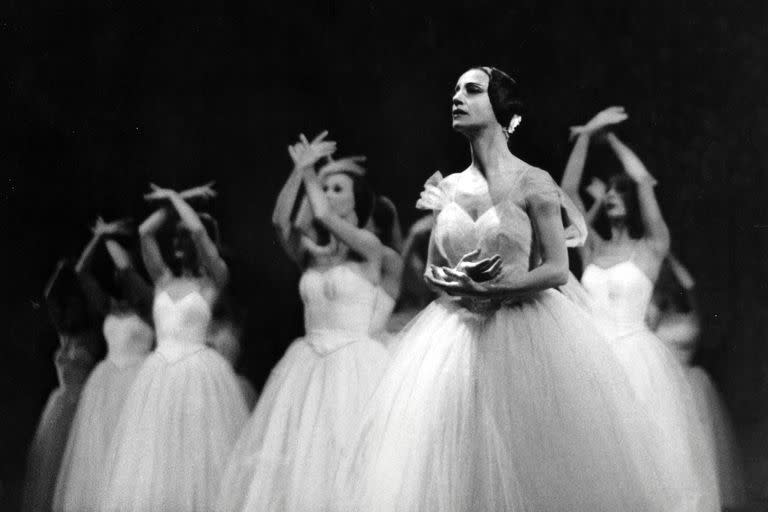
[92,217,133,237]
[585,177,607,202]
[144,183,177,202]
[424,250,503,296]
[180,181,218,202]
[570,106,628,139]
[288,131,337,170]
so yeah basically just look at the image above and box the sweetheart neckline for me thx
[156,289,211,308]
[583,260,653,286]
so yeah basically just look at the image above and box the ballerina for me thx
[22,260,101,512]
[53,217,154,512]
[648,254,747,509]
[100,183,247,512]
[216,133,390,512]
[562,106,719,510]
[332,67,695,512]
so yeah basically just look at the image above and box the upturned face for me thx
[451,68,496,134]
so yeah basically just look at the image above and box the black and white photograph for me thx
[1,3,767,511]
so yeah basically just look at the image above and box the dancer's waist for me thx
[304,328,373,356]
[155,337,208,362]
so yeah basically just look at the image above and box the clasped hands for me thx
[425,249,504,297]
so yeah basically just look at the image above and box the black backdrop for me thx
[2,2,768,508]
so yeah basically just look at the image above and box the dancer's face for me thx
[452,69,495,133]
[322,173,356,220]
[604,185,628,219]
[172,224,198,272]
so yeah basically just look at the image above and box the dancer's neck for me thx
[468,125,525,197]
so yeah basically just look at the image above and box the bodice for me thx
[153,290,212,362]
[102,312,154,367]
[581,261,654,338]
[419,168,586,313]
[299,264,379,353]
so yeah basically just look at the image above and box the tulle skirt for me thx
[216,332,390,512]
[688,367,746,508]
[53,359,146,512]
[22,387,81,512]
[100,348,248,512]
[333,290,706,512]
[606,329,720,510]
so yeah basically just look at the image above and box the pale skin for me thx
[140,182,228,305]
[273,131,388,288]
[561,106,670,282]
[424,68,570,299]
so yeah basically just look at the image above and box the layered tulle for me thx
[217,333,389,512]
[333,291,697,512]
[100,349,247,512]
[53,359,145,511]
[604,328,720,510]
[22,387,82,512]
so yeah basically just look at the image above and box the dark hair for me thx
[44,260,93,335]
[326,171,374,228]
[170,212,222,275]
[371,196,403,251]
[474,66,525,128]
[605,173,644,239]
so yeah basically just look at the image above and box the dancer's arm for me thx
[139,207,172,283]
[605,133,670,258]
[300,164,383,269]
[74,221,110,317]
[105,239,154,320]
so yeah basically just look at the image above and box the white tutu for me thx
[335,292,679,511]
[583,261,720,510]
[54,313,153,512]
[217,265,390,512]
[100,291,247,512]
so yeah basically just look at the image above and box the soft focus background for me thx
[2,3,767,509]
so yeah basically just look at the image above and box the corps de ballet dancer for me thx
[100,183,247,512]
[216,133,391,512]
[562,106,719,509]
[54,218,155,512]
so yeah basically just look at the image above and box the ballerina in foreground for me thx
[333,67,692,511]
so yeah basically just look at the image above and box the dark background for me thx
[2,2,767,509]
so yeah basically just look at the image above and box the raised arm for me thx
[300,166,383,268]
[161,184,229,287]
[139,207,171,283]
[561,133,591,214]
[74,223,109,317]
[105,239,154,321]
[605,132,670,257]
[272,131,336,264]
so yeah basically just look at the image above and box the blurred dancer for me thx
[100,183,247,512]
[562,106,719,510]
[648,254,747,509]
[217,133,390,512]
[54,218,154,512]
[22,261,101,512]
